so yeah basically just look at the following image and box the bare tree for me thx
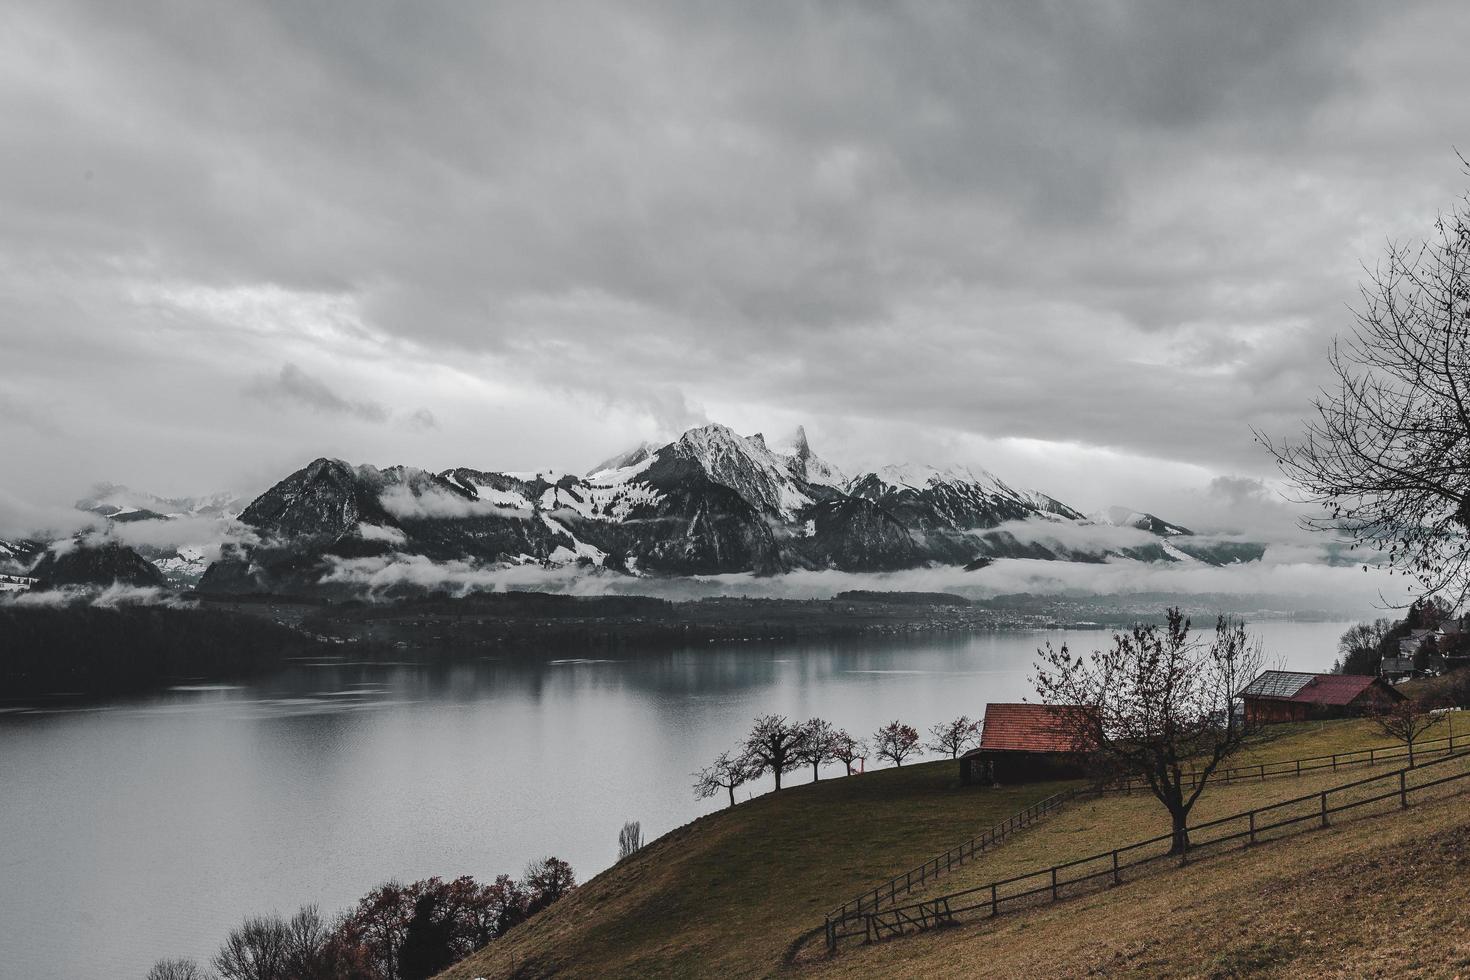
[831,730,867,775]
[1259,172,1470,604]
[927,715,981,758]
[872,721,921,767]
[793,717,840,781]
[214,906,335,980]
[214,915,291,980]
[1370,697,1445,766]
[743,714,803,790]
[147,960,213,980]
[693,749,757,807]
[617,820,644,860]
[1034,610,1264,855]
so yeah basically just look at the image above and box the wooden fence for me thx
[1102,729,1468,795]
[822,784,1091,946]
[823,728,1461,950]
[830,748,1470,951]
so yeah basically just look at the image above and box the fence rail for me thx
[1102,729,1467,795]
[822,783,1090,943]
[831,748,1470,951]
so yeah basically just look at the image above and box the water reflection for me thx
[0,621,1346,977]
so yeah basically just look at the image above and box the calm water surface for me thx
[0,620,1347,977]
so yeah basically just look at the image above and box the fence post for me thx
[1332,753,1337,771]
[1296,759,1302,776]
[1248,810,1256,844]
[1112,849,1120,885]
[1319,791,1328,829]
[991,882,998,916]
[1370,748,1375,765]
[825,917,834,953]
[1400,770,1408,808]
[1260,764,1265,782]
[1051,866,1058,901]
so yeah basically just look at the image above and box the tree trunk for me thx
[774,769,782,791]
[1408,737,1415,768]
[727,785,735,808]
[1170,812,1190,856]
[812,761,820,781]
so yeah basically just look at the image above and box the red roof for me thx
[1288,673,1389,706]
[979,703,1093,754]
[1240,671,1402,707]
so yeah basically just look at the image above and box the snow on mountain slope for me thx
[668,423,818,519]
[1018,489,1089,523]
[587,442,655,477]
[1093,506,1193,537]
[847,463,1039,532]
[0,538,43,574]
[772,425,846,488]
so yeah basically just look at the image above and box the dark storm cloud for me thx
[3,0,1470,521]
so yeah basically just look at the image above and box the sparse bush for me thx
[618,820,644,860]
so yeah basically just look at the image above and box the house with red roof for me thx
[1238,670,1404,725]
[960,702,1096,785]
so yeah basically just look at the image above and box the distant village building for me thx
[1238,670,1404,725]
[960,702,1094,785]
[1400,628,1437,660]
[1435,617,1470,673]
[1379,656,1417,683]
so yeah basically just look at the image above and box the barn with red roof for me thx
[1238,670,1403,725]
[960,702,1096,785]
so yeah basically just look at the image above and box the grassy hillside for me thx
[442,720,1470,979]
[439,762,1073,978]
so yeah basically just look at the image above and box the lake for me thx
[0,619,1347,977]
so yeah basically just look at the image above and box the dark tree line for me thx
[147,859,575,980]
[0,605,330,697]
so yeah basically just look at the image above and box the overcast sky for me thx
[4,0,1470,537]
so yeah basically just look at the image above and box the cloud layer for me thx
[4,1,1470,537]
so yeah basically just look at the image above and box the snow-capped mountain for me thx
[190,421,1231,597]
[76,483,242,522]
[64,482,245,585]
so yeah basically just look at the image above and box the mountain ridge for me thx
[186,422,1249,597]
